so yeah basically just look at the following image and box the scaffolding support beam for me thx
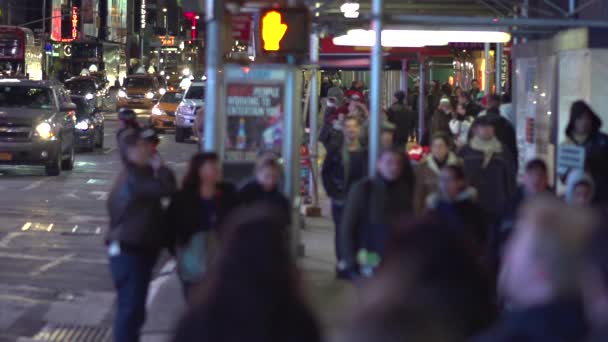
[368,0,383,176]
[385,13,608,28]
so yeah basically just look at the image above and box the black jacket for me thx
[167,182,237,247]
[466,101,482,118]
[321,143,368,201]
[486,112,518,168]
[237,181,291,225]
[459,145,516,219]
[106,165,177,251]
[387,102,416,147]
[472,298,588,342]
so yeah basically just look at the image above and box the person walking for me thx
[172,206,322,342]
[480,105,518,167]
[428,98,454,143]
[167,152,237,300]
[386,90,416,148]
[327,79,345,105]
[458,91,482,118]
[459,116,516,223]
[106,131,177,342]
[321,116,368,278]
[116,108,140,145]
[413,133,459,215]
[340,148,414,278]
[562,100,608,204]
[450,102,474,150]
[238,156,290,225]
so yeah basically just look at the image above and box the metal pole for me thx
[203,0,224,154]
[496,43,503,95]
[428,61,434,85]
[569,0,576,16]
[308,33,320,207]
[42,0,46,34]
[283,56,302,256]
[401,58,408,98]
[369,0,383,176]
[418,55,426,142]
[484,42,491,95]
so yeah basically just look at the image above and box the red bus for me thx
[0,26,42,80]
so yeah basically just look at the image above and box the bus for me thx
[0,26,43,80]
[71,40,127,88]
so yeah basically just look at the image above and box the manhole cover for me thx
[31,323,110,341]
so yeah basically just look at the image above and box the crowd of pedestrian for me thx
[106,89,608,341]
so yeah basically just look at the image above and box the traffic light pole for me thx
[369,0,383,176]
[203,0,225,155]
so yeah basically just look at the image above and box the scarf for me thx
[470,136,502,168]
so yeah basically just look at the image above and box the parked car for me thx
[116,74,166,110]
[0,79,76,176]
[150,91,181,132]
[71,95,104,151]
[175,81,205,142]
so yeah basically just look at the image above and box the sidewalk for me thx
[141,206,355,342]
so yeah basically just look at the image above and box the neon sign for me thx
[141,0,146,29]
[71,7,78,40]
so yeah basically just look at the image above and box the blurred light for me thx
[315,2,322,8]
[85,93,94,100]
[340,2,360,13]
[118,90,127,98]
[182,67,191,76]
[162,7,167,12]
[333,29,511,47]
[159,88,167,95]
[146,92,154,99]
[21,222,32,231]
[195,15,200,20]
[344,11,359,18]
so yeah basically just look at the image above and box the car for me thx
[150,91,182,132]
[116,74,166,110]
[175,81,205,143]
[64,76,104,108]
[0,79,76,176]
[71,95,104,151]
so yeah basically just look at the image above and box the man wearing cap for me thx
[387,90,416,148]
[459,115,516,224]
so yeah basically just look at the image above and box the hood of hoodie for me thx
[565,101,602,141]
[565,170,595,204]
[426,186,478,209]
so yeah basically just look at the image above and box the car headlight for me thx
[75,120,89,130]
[118,90,127,98]
[177,104,195,116]
[85,93,94,100]
[146,92,154,99]
[152,107,165,116]
[35,122,54,139]
[159,88,166,95]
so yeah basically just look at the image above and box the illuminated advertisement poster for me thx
[51,0,62,41]
[225,83,284,162]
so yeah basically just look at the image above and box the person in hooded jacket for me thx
[564,170,596,207]
[563,100,608,204]
[116,108,140,147]
[386,90,416,148]
[413,133,460,215]
[426,165,489,264]
[106,131,177,342]
[167,152,237,300]
[459,116,516,223]
[340,148,414,278]
[238,156,290,225]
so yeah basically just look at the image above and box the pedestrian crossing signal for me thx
[258,8,310,55]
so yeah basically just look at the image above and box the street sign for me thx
[258,8,310,55]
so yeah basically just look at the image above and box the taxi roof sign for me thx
[258,7,310,56]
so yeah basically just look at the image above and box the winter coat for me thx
[321,142,368,202]
[471,298,588,342]
[465,101,482,118]
[429,110,452,140]
[450,116,473,147]
[340,175,414,272]
[459,141,516,219]
[564,123,608,204]
[426,187,489,257]
[485,112,518,168]
[413,152,460,215]
[237,181,291,225]
[106,165,177,251]
[387,102,416,147]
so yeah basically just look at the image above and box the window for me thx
[160,92,183,104]
[65,80,97,95]
[0,86,54,109]
[124,77,154,89]
[185,86,205,100]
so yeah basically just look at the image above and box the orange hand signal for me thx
[262,11,288,51]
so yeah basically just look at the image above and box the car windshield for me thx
[65,80,97,95]
[71,97,91,117]
[185,86,205,100]
[160,92,182,104]
[0,86,54,109]
[125,77,154,89]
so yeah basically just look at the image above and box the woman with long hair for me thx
[167,152,237,300]
[172,205,322,342]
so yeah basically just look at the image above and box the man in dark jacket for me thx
[459,91,482,118]
[482,106,518,168]
[106,131,176,342]
[321,116,367,278]
[459,116,516,223]
[386,90,416,147]
[563,100,608,204]
[340,148,414,278]
[473,196,594,342]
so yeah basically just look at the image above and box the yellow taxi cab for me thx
[150,91,182,131]
[116,74,165,110]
